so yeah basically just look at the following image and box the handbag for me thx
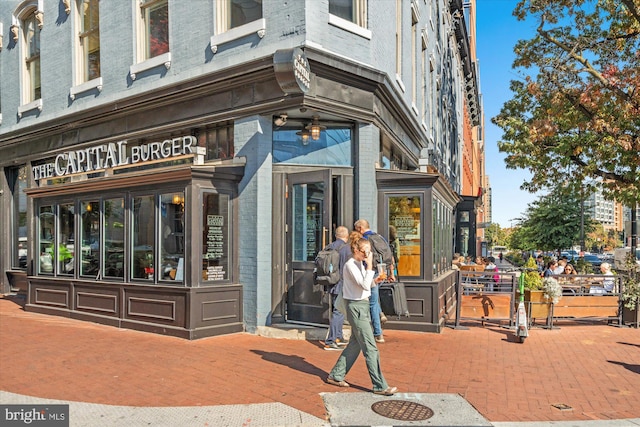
[335,290,347,316]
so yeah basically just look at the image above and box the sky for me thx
[475,1,540,228]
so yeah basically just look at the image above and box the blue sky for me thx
[475,1,539,228]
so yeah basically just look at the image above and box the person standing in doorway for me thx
[326,237,397,396]
[353,219,396,344]
[323,226,352,351]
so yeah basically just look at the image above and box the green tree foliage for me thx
[485,223,509,248]
[514,192,596,252]
[492,0,640,207]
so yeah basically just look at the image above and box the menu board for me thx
[205,215,225,280]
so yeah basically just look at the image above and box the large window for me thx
[202,193,230,282]
[80,201,100,276]
[35,191,185,283]
[329,0,367,27]
[201,122,234,161]
[104,198,125,278]
[273,127,352,166]
[433,197,454,276]
[77,0,100,82]
[160,193,184,280]
[8,166,28,269]
[38,206,54,274]
[24,11,41,102]
[132,194,155,280]
[217,0,263,33]
[58,203,75,275]
[388,195,422,277]
[140,0,169,60]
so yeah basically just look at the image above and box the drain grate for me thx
[371,399,434,421]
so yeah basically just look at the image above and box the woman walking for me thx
[325,236,397,396]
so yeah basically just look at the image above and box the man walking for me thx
[323,226,352,350]
[354,219,396,343]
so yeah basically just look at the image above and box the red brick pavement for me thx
[1,296,639,423]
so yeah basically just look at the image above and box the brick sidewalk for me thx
[1,296,639,423]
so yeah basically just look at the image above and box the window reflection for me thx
[273,127,352,166]
[104,198,125,278]
[160,193,184,281]
[59,204,75,275]
[80,201,100,276]
[39,206,54,274]
[133,195,155,280]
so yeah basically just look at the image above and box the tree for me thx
[485,223,508,248]
[515,192,596,252]
[491,0,639,247]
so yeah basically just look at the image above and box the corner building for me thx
[0,0,481,338]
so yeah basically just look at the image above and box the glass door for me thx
[286,170,332,324]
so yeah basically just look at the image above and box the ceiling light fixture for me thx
[296,128,311,146]
[306,115,326,140]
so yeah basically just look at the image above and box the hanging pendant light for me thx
[306,115,326,140]
[296,128,311,145]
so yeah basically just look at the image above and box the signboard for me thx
[274,47,311,94]
[32,135,197,182]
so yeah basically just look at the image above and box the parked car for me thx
[580,254,603,272]
[561,250,580,260]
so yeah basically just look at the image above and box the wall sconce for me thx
[296,128,311,146]
[172,193,185,206]
[306,115,326,141]
[10,24,19,42]
[62,0,71,14]
[273,114,287,127]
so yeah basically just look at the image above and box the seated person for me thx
[590,262,615,294]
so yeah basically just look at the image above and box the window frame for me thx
[211,0,266,54]
[130,0,171,80]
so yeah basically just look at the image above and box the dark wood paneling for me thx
[26,278,243,339]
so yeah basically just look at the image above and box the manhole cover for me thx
[371,400,434,421]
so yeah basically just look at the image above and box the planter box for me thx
[524,289,551,320]
[622,306,639,328]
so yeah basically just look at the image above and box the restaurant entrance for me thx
[271,167,353,326]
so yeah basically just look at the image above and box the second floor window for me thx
[24,12,41,102]
[78,0,100,81]
[141,0,169,60]
[217,0,262,33]
[329,0,367,27]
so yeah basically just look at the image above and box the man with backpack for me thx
[316,226,352,350]
[354,219,396,343]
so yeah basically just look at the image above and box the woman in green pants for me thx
[326,236,397,396]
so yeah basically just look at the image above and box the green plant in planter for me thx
[621,252,640,311]
[522,256,543,290]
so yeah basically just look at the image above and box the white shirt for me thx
[342,257,375,301]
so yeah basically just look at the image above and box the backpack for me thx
[314,241,347,287]
[367,232,394,268]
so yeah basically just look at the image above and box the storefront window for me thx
[38,206,54,274]
[273,127,352,166]
[204,123,234,161]
[132,195,155,280]
[8,166,28,269]
[104,198,125,279]
[80,201,100,277]
[433,198,454,275]
[388,195,422,277]
[202,192,230,282]
[59,203,75,275]
[160,193,185,281]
